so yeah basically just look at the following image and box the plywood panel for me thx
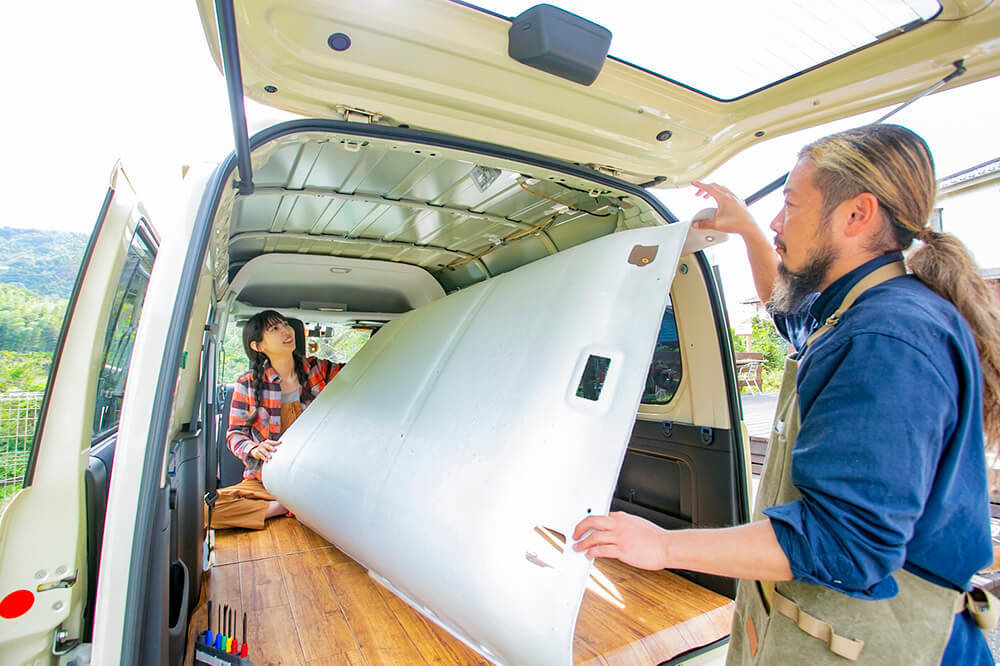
[322,560,428,665]
[239,556,288,611]
[246,604,307,666]
[204,519,732,666]
[372,579,489,665]
[214,528,240,565]
[237,524,277,561]
[573,558,734,665]
[280,550,361,662]
[306,652,367,666]
[271,515,332,554]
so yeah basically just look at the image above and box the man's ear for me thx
[843,192,880,238]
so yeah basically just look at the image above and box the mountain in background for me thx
[0,227,88,299]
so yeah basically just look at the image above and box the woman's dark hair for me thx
[242,310,310,424]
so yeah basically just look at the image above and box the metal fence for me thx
[0,391,43,496]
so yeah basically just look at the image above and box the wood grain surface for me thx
[185,517,732,666]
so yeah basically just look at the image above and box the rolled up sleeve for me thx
[226,381,258,463]
[763,333,955,599]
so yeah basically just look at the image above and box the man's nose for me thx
[770,211,783,234]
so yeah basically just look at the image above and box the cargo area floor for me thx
[185,517,733,665]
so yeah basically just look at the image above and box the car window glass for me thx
[219,321,374,385]
[92,225,156,438]
[304,324,373,364]
[642,299,682,405]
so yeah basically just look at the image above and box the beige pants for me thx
[210,478,277,530]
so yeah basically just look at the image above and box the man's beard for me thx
[766,244,837,314]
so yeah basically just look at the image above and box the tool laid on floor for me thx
[194,599,252,666]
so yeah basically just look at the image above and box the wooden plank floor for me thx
[185,517,732,666]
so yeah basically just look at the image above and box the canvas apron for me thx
[727,262,966,664]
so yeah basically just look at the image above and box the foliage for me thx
[219,321,250,385]
[750,315,786,371]
[0,227,87,298]
[730,327,747,353]
[748,315,787,392]
[0,284,67,353]
[761,366,784,392]
[0,351,51,392]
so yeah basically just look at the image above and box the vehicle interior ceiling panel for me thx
[219,131,654,308]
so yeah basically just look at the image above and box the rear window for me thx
[642,301,682,405]
[462,0,941,100]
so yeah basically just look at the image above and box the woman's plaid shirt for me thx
[227,356,341,478]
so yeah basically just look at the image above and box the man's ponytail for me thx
[909,232,1000,469]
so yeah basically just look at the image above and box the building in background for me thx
[934,156,1000,293]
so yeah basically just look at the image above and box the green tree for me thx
[0,284,67,353]
[730,327,747,353]
[750,315,786,370]
[0,351,51,392]
[749,315,788,391]
[219,321,250,384]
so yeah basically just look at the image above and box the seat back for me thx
[216,384,245,488]
[288,317,306,356]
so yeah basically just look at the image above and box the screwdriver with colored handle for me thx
[205,600,213,646]
[241,611,249,657]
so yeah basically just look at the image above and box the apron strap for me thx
[772,589,865,661]
[803,261,906,349]
[959,587,1000,630]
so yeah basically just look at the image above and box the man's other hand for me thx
[572,511,670,570]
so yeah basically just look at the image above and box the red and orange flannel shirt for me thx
[227,356,341,478]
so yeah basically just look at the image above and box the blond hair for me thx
[801,124,1000,483]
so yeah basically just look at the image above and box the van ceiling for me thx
[220,130,661,295]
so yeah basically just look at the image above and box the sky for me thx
[3,0,998,314]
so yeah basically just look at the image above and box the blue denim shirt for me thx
[767,252,992,663]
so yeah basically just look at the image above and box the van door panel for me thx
[0,165,157,663]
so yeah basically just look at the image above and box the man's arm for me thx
[572,512,793,582]
[692,182,778,304]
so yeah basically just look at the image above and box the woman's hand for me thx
[691,181,757,237]
[249,439,281,462]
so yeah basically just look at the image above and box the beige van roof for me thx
[196,0,1000,186]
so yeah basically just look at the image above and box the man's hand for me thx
[572,512,670,570]
[691,181,757,236]
[249,439,281,462]
[692,180,779,303]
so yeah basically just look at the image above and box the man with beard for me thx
[573,125,1000,664]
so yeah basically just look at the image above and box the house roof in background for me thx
[938,156,1000,193]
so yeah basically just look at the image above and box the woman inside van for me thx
[210,309,342,529]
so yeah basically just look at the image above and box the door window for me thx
[642,301,682,405]
[92,224,156,438]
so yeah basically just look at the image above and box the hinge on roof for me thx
[336,105,383,124]
[590,164,621,178]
